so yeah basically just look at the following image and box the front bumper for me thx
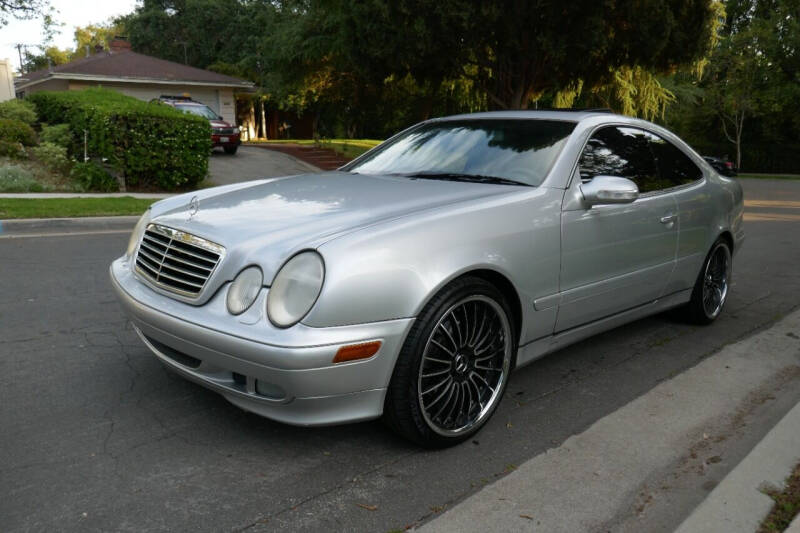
[110,257,414,426]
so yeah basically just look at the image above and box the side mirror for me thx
[217,115,224,120]
[580,176,639,207]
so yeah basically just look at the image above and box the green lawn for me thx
[739,173,800,180]
[0,197,155,219]
[251,138,383,159]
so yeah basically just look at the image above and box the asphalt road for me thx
[1,178,799,532]
[208,146,318,186]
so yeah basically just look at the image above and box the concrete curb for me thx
[0,216,138,237]
[419,309,800,533]
[788,512,800,532]
[0,193,172,198]
[675,401,800,533]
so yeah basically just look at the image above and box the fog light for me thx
[255,380,285,399]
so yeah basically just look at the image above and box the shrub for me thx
[0,140,26,159]
[70,160,119,192]
[40,123,73,149]
[30,141,72,174]
[29,88,211,190]
[0,118,37,146]
[0,99,37,125]
[0,165,46,192]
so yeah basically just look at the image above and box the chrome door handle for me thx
[660,214,677,225]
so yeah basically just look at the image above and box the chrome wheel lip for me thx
[702,243,731,319]
[417,295,512,437]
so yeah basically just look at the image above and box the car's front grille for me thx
[135,224,224,298]
[213,127,236,135]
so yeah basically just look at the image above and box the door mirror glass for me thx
[580,176,639,207]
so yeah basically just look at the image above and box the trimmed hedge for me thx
[28,88,211,190]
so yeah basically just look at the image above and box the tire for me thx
[383,277,517,447]
[681,238,732,325]
[224,145,238,155]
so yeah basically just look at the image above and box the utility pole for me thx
[176,40,188,64]
[15,44,25,73]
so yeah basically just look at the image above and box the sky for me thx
[1,0,138,72]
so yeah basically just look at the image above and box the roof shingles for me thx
[17,51,252,87]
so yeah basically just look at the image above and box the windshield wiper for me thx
[393,171,529,186]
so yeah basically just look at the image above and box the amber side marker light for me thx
[333,341,382,363]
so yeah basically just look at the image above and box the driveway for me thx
[208,146,319,186]
[1,178,799,532]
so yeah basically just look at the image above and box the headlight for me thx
[233,127,240,134]
[226,266,263,315]
[267,251,325,328]
[126,209,152,258]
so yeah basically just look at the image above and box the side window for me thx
[578,127,666,193]
[649,135,703,187]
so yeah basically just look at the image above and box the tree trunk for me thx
[735,113,744,170]
[245,100,256,141]
[259,99,267,140]
[420,78,442,120]
[720,111,745,170]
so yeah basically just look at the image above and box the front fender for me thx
[303,187,564,345]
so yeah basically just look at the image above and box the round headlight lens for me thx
[267,251,324,328]
[227,266,264,315]
[126,209,152,258]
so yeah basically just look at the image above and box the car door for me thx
[556,126,678,332]
[648,133,712,295]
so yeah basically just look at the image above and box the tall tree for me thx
[0,0,48,27]
[419,0,720,110]
[21,44,69,71]
[660,0,800,172]
[119,0,267,70]
[72,22,127,58]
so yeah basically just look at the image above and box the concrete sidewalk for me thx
[420,309,800,532]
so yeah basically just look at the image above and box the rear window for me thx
[649,135,703,186]
[175,104,218,120]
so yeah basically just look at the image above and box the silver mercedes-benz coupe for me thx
[111,110,744,447]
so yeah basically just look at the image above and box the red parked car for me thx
[154,95,241,154]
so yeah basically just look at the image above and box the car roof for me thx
[430,109,619,123]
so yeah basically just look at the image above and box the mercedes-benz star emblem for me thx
[188,195,200,218]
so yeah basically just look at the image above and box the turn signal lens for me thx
[333,341,382,364]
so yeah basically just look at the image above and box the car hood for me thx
[210,120,231,128]
[149,171,522,287]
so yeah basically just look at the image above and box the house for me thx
[13,38,253,124]
[0,59,14,101]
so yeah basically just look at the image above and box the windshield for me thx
[347,119,576,186]
[175,104,218,120]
